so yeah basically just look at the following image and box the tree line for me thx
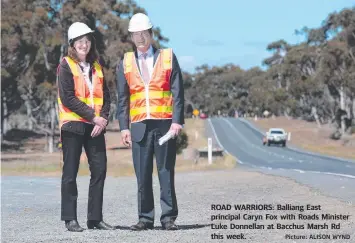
[184,7,355,136]
[1,0,168,151]
[1,2,354,152]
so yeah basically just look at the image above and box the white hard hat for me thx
[128,13,153,32]
[67,22,94,43]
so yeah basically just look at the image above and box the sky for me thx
[138,0,354,73]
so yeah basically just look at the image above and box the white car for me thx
[263,128,287,147]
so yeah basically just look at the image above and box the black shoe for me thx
[87,220,115,230]
[130,221,154,231]
[65,220,85,232]
[162,220,178,230]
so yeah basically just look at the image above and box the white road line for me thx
[207,118,229,155]
[284,168,355,179]
[259,167,355,179]
[209,118,355,179]
[293,169,305,173]
[300,170,355,179]
[223,118,288,160]
[239,118,355,164]
[207,118,244,164]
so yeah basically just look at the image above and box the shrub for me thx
[330,130,341,140]
[176,130,188,154]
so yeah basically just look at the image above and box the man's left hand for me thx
[91,125,104,137]
[169,123,183,137]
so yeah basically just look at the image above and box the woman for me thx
[57,22,114,232]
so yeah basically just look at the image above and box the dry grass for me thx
[1,118,236,176]
[250,116,355,160]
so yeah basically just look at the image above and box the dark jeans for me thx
[61,124,107,221]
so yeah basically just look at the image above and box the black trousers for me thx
[132,120,178,224]
[61,125,107,221]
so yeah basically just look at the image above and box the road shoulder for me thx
[2,169,354,243]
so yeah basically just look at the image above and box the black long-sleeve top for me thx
[57,58,110,134]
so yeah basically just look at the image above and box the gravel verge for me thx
[2,168,354,243]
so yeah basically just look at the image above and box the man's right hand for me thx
[93,116,107,128]
[121,130,132,147]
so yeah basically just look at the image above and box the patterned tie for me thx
[141,53,150,84]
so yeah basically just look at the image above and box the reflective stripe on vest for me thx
[123,48,173,123]
[57,56,104,129]
[57,97,103,105]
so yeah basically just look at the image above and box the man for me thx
[116,13,184,231]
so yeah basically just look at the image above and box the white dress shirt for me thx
[121,46,155,132]
[79,61,94,108]
[137,45,154,80]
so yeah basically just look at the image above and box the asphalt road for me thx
[207,117,355,203]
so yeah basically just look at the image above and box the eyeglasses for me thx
[132,30,150,38]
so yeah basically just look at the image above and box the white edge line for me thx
[265,167,355,179]
[293,169,355,179]
[207,118,244,164]
[238,118,355,163]
[219,118,355,179]
[208,118,355,179]
[223,118,285,158]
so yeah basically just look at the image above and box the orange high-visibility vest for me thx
[57,56,104,130]
[123,48,173,123]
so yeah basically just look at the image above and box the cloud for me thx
[177,55,197,72]
[192,39,223,47]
